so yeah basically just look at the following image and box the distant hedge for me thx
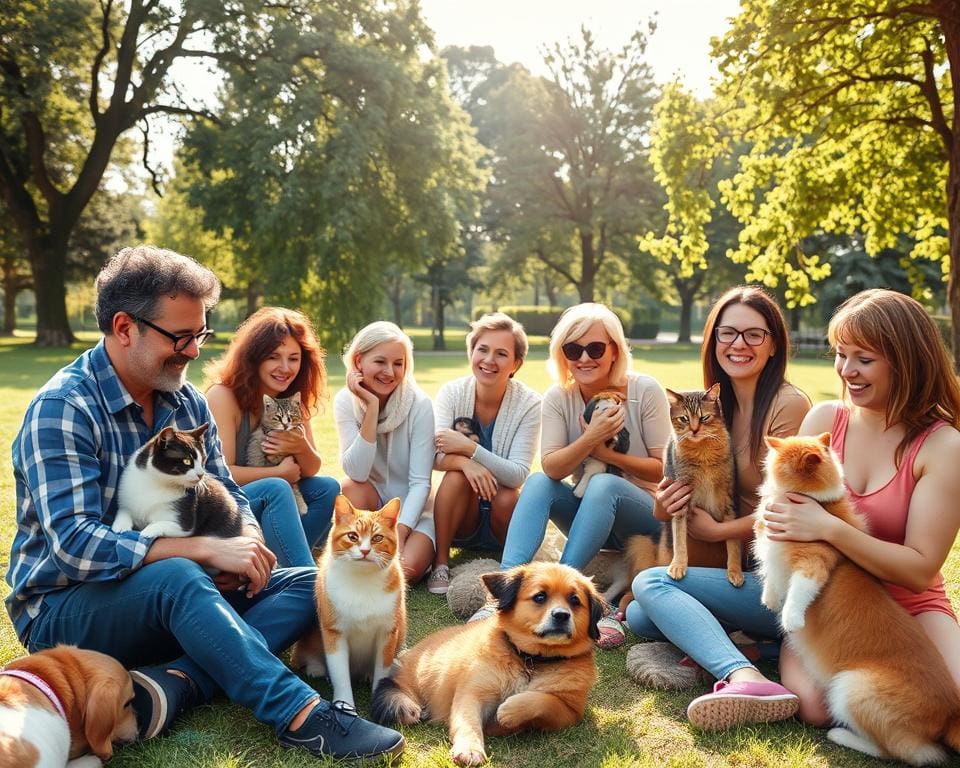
[471,305,632,336]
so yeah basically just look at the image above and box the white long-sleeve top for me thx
[333,386,435,531]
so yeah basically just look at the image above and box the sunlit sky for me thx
[417,0,743,95]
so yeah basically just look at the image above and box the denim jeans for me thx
[245,475,339,567]
[500,472,659,570]
[624,566,783,681]
[26,561,320,734]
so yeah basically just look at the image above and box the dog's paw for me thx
[666,562,687,581]
[760,586,782,612]
[727,569,744,588]
[450,740,487,766]
[780,603,806,633]
[494,698,526,730]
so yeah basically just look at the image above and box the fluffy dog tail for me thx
[372,677,421,726]
[945,713,960,754]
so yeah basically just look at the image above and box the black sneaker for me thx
[130,666,202,739]
[279,700,405,760]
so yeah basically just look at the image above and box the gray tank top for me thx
[236,412,252,468]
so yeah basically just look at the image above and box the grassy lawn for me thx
[0,333,956,768]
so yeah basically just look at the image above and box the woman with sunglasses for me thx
[472,303,671,647]
[206,307,340,568]
[625,286,810,730]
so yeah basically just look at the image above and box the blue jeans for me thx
[500,472,659,570]
[625,566,783,681]
[26,561,319,734]
[245,475,339,567]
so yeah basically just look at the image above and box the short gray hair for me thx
[342,321,415,379]
[94,245,221,333]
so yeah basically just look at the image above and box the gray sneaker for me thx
[279,700,405,760]
[426,564,450,595]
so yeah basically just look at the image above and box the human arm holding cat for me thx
[764,402,960,593]
[432,386,500,500]
[258,410,322,477]
[540,387,627,480]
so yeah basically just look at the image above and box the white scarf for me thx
[352,378,417,435]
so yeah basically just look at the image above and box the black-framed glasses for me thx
[561,341,608,361]
[129,314,215,353]
[715,326,771,346]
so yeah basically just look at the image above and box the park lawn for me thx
[0,333,955,768]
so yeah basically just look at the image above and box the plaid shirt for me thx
[5,341,255,642]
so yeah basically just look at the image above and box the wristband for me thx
[470,443,480,460]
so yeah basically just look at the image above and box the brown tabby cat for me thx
[292,495,406,709]
[246,392,307,514]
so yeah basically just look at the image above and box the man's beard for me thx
[152,354,191,392]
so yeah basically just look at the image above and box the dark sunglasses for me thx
[561,341,608,361]
[129,314,216,353]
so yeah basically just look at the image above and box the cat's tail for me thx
[372,677,422,726]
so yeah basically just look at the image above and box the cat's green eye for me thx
[371,534,383,543]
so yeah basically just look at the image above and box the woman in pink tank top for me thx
[762,289,960,726]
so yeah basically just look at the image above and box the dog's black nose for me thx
[551,608,571,624]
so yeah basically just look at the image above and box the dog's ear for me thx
[586,587,605,641]
[83,678,121,759]
[482,571,524,612]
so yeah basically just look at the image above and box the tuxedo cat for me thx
[112,423,244,539]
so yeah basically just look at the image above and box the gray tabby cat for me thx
[246,392,308,514]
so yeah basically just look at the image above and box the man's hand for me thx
[202,535,277,597]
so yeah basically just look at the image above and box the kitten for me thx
[246,392,307,514]
[112,423,244,539]
[572,390,630,498]
[292,495,406,709]
[453,416,491,513]
[755,434,960,764]
[603,384,740,610]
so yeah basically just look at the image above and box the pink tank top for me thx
[831,406,955,619]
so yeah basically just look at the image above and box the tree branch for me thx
[90,0,114,122]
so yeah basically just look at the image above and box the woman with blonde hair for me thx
[473,303,671,646]
[333,321,435,584]
[206,307,340,567]
[426,312,542,595]
[766,289,960,725]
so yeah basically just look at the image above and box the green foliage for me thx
[472,304,631,337]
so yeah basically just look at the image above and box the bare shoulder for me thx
[205,384,241,417]
[798,399,840,435]
[917,423,960,473]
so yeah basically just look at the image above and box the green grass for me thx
[0,334,955,768]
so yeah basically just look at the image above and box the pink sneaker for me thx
[686,679,799,730]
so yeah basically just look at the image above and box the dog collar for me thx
[0,669,67,721]
[501,632,587,668]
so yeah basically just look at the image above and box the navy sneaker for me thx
[131,666,202,739]
[279,700,405,760]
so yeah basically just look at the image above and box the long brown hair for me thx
[205,307,327,415]
[829,289,960,465]
[701,286,790,463]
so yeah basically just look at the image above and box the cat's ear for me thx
[705,382,721,401]
[378,498,401,527]
[765,435,784,450]
[157,427,176,446]
[333,494,356,525]
[817,432,832,447]
[190,423,209,441]
[262,394,273,409]
[664,388,680,404]
[289,391,302,407]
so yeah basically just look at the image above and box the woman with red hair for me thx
[206,307,339,567]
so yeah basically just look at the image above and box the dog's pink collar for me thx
[0,669,67,721]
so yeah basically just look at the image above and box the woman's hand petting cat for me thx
[763,492,838,542]
[262,426,308,456]
[202,535,277,597]
[580,405,625,447]
[654,477,692,522]
[274,455,302,484]
[462,461,498,501]
[435,427,476,456]
[347,370,379,407]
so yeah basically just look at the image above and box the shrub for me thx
[471,305,631,337]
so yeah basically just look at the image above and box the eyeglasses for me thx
[715,326,771,346]
[561,341,608,361]
[129,314,215,353]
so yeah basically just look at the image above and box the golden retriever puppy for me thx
[373,562,603,766]
[0,645,138,768]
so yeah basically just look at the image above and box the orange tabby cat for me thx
[755,434,960,765]
[293,495,406,709]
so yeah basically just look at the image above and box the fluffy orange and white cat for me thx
[293,495,406,709]
[755,433,960,765]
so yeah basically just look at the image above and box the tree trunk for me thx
[544,276,558,306]
[2,260,20,336]
[388,278,403,327]
[943,4,960,370]
[678,294,693,344]
[246,281,263,318]
[431,283,446,351]
[31,241,74,346]
[578,231,595,302]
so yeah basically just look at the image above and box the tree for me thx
[182,3,486,348]
[477,28,660,302]
[713,1,960,359]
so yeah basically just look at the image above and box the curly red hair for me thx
[205,307,327,415]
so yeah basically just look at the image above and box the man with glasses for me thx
[5,245,404,760]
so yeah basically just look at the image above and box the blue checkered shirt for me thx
[5,340,255,642]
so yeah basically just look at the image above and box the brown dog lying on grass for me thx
[372,562,603,766]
